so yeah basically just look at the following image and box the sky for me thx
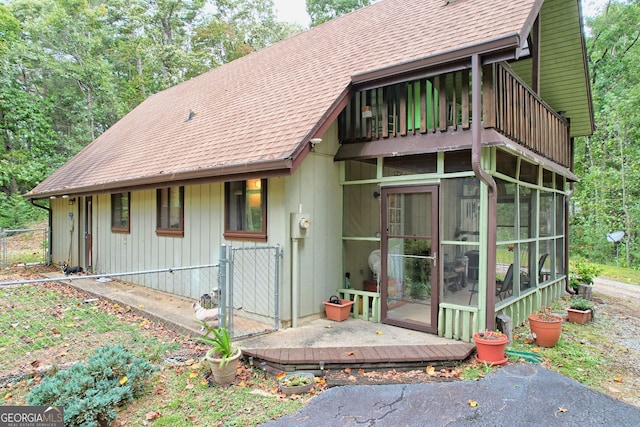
[273,0,310,26]
[271,0,610,27]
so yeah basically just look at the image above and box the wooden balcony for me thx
[338,63,571,168]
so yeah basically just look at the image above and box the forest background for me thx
[1,0,639,268]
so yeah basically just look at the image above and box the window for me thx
[156,187,184,237]
[224,179,267,241]
[111,192,130,233]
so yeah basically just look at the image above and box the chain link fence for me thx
[0,244,282,381]
[0,227,49,268]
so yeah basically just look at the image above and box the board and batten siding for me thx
[509,0,591,138]
[282,122,343,322]
[49,123,342,324]
[92,184,224,300]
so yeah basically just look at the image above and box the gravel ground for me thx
[591,278,640,406]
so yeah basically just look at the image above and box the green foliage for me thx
[27,345,157,427]
[569,297,595,311]
[569,259,602,289]
[572,2,640,267]
[306,0,371,26]
[0,193,47,229]
[197,326,236,366]
[404,239,431,299]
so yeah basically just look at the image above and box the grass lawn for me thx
[0,271,310,426]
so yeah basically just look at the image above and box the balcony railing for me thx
[339,63,571,168]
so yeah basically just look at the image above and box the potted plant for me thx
[528,310,563,348]
[198,324,242,384]
[278,372,315,395]
[473,330,509,366]
[567,297,595,324]
[569,259,601,300]
[323,295,354,322]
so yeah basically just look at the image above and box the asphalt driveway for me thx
[261,363,640,426]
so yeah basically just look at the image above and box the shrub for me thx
[569,297,595,311]
[569,259,602,289]
[27,345,157,427]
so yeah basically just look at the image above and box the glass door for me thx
[381,185,439,333]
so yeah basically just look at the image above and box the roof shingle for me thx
[28,0,539,197]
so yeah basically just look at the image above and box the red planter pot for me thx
[323,299,354,322]
[528,313,563,347]
[473,331,509,366]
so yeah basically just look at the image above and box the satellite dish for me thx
[368,250,381,281]
[606,231,625,243]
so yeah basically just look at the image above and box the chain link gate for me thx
[220,244,282,339]
[1,228,50,268]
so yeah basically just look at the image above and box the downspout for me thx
[471,54,498,330]
[565,133,576,295]
[565,187,575,295]
[29,199,52,265]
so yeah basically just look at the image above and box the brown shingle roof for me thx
[28,0,539,198]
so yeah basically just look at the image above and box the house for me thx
[26,0,593,342]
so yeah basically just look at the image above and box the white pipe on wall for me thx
[291,237,299,328]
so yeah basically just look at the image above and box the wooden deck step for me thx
[242,342,475,372]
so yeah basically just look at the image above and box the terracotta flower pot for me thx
[567,308,592,324]
[473,331,509,366]
[528,313,563,347]
[323,298,354,322]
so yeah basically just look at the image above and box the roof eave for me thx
[351,34,522,89]
[25,158,294,200]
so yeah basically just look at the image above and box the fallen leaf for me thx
[324,325,332,328]
[532,348,541,353]
[557,407,568,413]
[613,377,623,383]
[119,376,128,386]
[344,367,351,374]
[426,366,436,376]
[276,372,286,380]
[4,393,12,400]
[200,379,208,386]
[185,359,196,366]
[346,351,355,356]
[138,305,144,308]
[189,371,198,378]
[468,400,478,407]
[376,330,383,335]
[145,411,161,421]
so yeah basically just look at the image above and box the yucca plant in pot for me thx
[198,323,242,384]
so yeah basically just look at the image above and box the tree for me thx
[572,0,640,266]
[305,0,372,27]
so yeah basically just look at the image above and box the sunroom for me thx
[334,61,575,342]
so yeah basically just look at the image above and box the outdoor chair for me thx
[496,264,514,300]
[538,253,549,283]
